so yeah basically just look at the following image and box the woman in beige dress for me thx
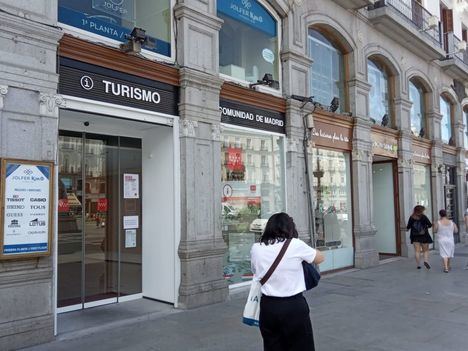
[433,209,458,273]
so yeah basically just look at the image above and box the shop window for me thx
[221,128,285,284]
[413,164,432,223]
[312,149,353,272]
[218,0,279,86]
[368,59,391,126]
[308,29,345,112]
[409,80,426,137]
[464,106,468,149]
[58,0,172,57]
[440,95,453,145]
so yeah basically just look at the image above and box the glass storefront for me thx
[413,164,432,220]
[312,148,353,271]
[218,0,279,85]
[221,128,285,284]
[58,0,172,56]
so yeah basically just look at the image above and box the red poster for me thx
[58,199,69,212]
[226,147,244,171]
[97,198,108,212]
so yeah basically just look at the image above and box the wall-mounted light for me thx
[120,27,153,54]
[249,73,279,90]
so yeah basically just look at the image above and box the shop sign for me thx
[312,119,352,150]
[217,0,277,37]
[371,133,398,158]
[226,147,245,171]
[413,144,431,164]
[220,99,285,134]
[0,159,53,259]
[59,58,178,116]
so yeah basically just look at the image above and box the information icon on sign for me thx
[223,184,233,198]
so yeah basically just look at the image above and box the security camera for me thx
[84,121,90,127]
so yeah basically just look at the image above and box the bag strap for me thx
[260,239,292,285]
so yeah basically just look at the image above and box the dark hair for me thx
[260,212,296,245]
[412,205,425,219]
[439,209,447,218]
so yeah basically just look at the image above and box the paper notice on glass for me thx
[125,229,137,248]
[123,173,139,199]
[123,215,139,229]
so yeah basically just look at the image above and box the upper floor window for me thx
[58,0,171,57]
[440,95,453,145]
[308,29,345,112]
[409,80,425,137]
[218,0,279,87]
[368,59,391,126]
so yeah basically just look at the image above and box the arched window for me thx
[409,80,425,137]
[440,95,453,145]
[218,0,279,87]
[368,59,391,126]
[308,28,345,112]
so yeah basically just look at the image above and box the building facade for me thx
[1,0,468,349]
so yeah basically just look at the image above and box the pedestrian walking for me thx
[433,209,458,273]
[250,212,324,351]
[406,205,433,270]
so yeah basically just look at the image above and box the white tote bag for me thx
[242,279,262,326]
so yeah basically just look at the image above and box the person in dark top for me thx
[406,205,433,269]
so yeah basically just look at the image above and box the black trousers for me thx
[259,293,315,351]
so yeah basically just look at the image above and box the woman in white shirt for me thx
[250,213,325,351]
[433,209,458,273]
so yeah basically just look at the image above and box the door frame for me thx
[54,95,181,334]
[372,159,401,256]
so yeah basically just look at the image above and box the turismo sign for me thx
[0,159,53,259]
[59,59,178,116]
[220,99,285,134]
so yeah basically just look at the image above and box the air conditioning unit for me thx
[457,40,467,52]
[427,15,439,30]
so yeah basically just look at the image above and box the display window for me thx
[368,59,390,126]
[58,0,172,57]
[312,148,353,271]
[308,29,345,111]
[218,0,279,86]
[440,96,453,145]
[221,128,285,284]
[413,164,432,222]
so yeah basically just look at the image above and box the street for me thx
[25,246,468,351]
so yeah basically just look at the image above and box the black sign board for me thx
[220,99,285,134]
[59,58,178,116]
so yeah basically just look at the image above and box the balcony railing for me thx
[371,0,442,47]
[446,33,468,66]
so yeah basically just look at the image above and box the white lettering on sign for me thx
[373,141,398,153]
[413,151,430,160]
[102,80,161,104]
[312,128,349,143]
[220,106,284,127]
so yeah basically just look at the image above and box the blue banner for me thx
[4,243,48,254]
[59,6,171,57]
[217,0,277,37]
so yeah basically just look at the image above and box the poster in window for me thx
[123,173,139,199]
[0,159,54,259]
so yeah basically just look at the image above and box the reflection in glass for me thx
[368,59,390,125]
[312,149,353,271]
[413,164,432,223]
[440,96,452,144]
[409,81,425,136]
[308,29,345,111]
[221,129,285,284]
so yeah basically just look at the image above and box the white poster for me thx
[2,163,50,256]
[125,229,137,248]
[123,173,139,199]
[123,215,139,229]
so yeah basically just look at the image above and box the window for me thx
[440,96,452,144]
[464,106,468,149]
[308,29,345,111]
[413,164,432,224]
[368,59,390,126]
[218,0,279,85]
[221,129,285,284]
[409,80,425,137]
[58,0,172,57]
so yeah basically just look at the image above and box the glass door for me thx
[58,131,142,309]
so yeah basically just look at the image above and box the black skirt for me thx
[410,232,433,244]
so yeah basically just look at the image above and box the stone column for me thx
[175,1,228,308]
[453,120,467,241]
[0,2,62,348]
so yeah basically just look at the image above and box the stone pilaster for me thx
[431,141,445,222]
[455,148,466,242]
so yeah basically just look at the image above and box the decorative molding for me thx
[181,119,199,138]
[211,124,223,141]
[352,149,372,162]
[287,138,299,152]
[39,94,65,117]
[0,85,8,110]
[398,158,413,168]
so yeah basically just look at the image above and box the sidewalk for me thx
[25,246,468,351]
